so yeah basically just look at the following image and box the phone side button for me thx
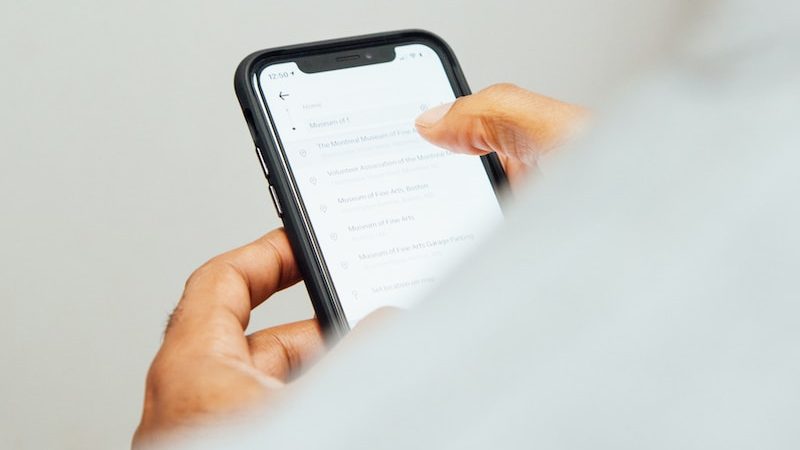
[268,185,283,217]
[255,146,269,179]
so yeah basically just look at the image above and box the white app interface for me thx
[259,44,503,326]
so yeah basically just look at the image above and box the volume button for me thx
[268,185,283,217]
[255,146,269,178]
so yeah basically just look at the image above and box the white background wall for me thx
[0,1,686,448]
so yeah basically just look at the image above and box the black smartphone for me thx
[235,30,506,339]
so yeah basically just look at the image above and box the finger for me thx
[415,83,587,166]
[347,307,401,337]
[210,228,302,310]
[498,152,535,188]
[247,319,325,381]
[164,229,301,353]
[247,309,400,382]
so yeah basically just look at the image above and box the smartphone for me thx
[235,30,506,338]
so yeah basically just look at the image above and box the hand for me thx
[133,229,325,448]
[415,83,588,185]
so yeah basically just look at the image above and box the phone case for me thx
[234,29,507,340]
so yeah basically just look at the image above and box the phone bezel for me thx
[235,30,508,340]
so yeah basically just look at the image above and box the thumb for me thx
[247,319,325,382]
[415,83,587,166]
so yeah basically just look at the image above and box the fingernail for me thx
[415,102,453,128]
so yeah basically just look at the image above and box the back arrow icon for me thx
[279,91,290,100]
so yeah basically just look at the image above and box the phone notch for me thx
[296,45,395,73]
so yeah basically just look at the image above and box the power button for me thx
[268,185,283,217]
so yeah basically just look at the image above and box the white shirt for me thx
[183,1,800,448]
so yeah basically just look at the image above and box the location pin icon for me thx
[309,176,317,185]
[299,149,308,157]
[320,204,328,213]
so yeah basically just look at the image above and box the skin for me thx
[133,83,587,448]
[415,83,587,182]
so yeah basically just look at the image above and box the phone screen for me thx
[258,43,503,326]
